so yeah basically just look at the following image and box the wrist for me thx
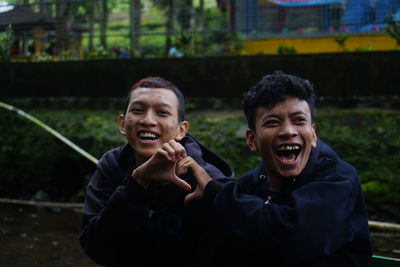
[198,168,212,189]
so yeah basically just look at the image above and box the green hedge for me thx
[0,108,399,204]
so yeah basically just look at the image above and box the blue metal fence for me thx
[233,0,400,37]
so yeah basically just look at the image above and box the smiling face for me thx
[246,96,317,189]
[118,87,189,165]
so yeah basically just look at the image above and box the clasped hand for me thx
[131,140,213,205]
[131,140,191,191]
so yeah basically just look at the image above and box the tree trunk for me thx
[197,0,205,54]
[165,0,176,55]
[55,2,72,55]
[129,0,141,57]
[100,0,109,49]
[180,0,193,32]
[88,0,98,52]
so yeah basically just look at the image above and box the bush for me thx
[0,108,399,205]
[277,45,297,55]
[315,110,400,204]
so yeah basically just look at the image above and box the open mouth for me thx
[275,144,301,163]
[137,131,160,141]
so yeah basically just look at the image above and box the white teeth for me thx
[139,132,157,139]
[276,145,300,151]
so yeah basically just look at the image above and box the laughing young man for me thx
[79,77,234,267]
[183,71,372,266]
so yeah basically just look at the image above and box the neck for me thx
[267,173,289,192]
[134,154,148,167]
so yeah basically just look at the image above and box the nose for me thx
[140,111,157,126]
[279,121,298,138]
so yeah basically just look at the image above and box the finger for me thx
[176,157,193,175]
[184,188,202,205]
[184,192,195,206]
[169,140,187,160]
[161,143,176,161]
[172,176,192,191]
[155,148,174,162]
[177,156,193,168]
[176,165,188,176]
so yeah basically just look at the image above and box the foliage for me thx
[277,44,297,55]
[315,110,400,204]
[385,15,400,46]
[1,108,399,205]
[187,114,260,177]
[85,45,113,59]
[354,42,372,52]
[334,33,349,51]
[0,25,14,61]
[0,108,124,200]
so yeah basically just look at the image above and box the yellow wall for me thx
[243,34,399,54]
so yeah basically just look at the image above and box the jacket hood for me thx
[181,134,234,181]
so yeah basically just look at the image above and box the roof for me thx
[0,5,53,26]
[0,5,86,32]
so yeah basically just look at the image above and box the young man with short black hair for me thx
[183,71,372,266]
[79,77,234,267]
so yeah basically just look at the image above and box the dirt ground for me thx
[0,202,399,267]
[0,203,96,267]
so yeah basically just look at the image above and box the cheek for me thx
[163,121,180,135]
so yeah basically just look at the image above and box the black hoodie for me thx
[204,138,372,267]
[79,134,234,267]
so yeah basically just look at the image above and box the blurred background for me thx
[0,0,400,59]
[1,0,400,266]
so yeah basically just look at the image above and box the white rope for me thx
[0,101,99,165]
[0,197,83,209]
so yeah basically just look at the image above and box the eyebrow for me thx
[129,101,174,109]
[262,111,308,120]
[289,111,308,117]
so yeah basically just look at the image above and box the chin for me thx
[279,168,302,178]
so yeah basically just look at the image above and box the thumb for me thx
[184,185,203,205]
[184,191,196,206]
[176,165,188,176]
[173,176,192,191]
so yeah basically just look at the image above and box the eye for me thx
[263,119,280,127]
[157,109,171,116]
[130,107,144,114]
[293,116,307,124]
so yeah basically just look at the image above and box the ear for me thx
[118,114,126,136]
[311,123,317,148]
[245,129,258,152]
[175,120,189,141]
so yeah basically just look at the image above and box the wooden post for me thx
[32,26,44,55]
[76,35,83,59]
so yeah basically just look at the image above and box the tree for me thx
[129,0,141,56]
[0,25,14,60]
[88,0,99,52]
[386,15,400,47]
[99,0,109,49]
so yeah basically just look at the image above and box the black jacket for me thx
[204,139,372,267]
[79,134,234,267]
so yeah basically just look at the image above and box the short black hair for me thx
[242,71,316,131]
[123,76,185,122]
